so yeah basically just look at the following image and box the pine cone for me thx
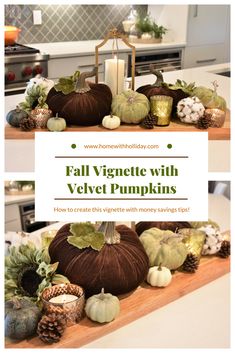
[196,115,212,129]
[37,313,66,344]
[140,114,156,129]
[182,253,199,273]
[218,240,230,258]
[19,116,35,131]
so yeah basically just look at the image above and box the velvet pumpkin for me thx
[46,67,112,126]
[49,222,149,297]
[6,106,28,127]
[136,65,188,109]
[135,221,192,236]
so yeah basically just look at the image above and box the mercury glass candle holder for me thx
[150,95,173,126]
[205,108,226,128]
[30,108,52,129]
[41,284,85,326]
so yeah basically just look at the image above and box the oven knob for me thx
[33,65,43,75]
[6,71,16,81]
[22,66,33,77]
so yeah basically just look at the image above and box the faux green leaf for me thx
[68,222,105,251]
[54,70,80,95]
[36,261,58,277]
[70,222,96,237]
[52,274,70,285]
[163,80,196,95]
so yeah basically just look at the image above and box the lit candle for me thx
[105,55,125,96]
[49,294,78,304]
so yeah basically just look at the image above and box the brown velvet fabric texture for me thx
[46,82,112,126]
[49,224,149,297]
[136,85,188,110]
[135,222,192,236]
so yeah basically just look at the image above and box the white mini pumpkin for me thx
[147,265,172,287]
[47,113,66,132]
[85,288,120,323]
[102,114,121,130]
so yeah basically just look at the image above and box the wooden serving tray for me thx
[5,253,230,348]
[4,109,230,141]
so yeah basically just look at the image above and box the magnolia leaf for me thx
[52,273,70,284]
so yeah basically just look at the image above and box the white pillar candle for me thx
[49,294,78,304]
[105,56,125,96]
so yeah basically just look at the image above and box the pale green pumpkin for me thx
[85,288,120,323]
[47,113,66,132]
[192,82,226,111]
[111,90,150,124]
[140,228,188,270]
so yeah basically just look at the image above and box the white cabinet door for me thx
[187,5,229,46]
[5,204,21,232]
[183,43,225,69]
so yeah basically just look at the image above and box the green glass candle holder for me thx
[150,95,173,126]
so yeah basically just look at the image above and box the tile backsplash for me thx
[5,4,147,44]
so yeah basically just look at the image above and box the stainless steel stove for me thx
[5,43,49,95]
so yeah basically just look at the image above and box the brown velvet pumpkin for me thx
[49,222,149,297]
[136,65,188,109]
[135,221,192,237]
[46,67,112,126]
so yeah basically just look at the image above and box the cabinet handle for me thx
[193,5,198,17]
[196,58,216,64]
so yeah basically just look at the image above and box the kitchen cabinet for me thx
[48,52,129,82]
[183,5,230,68]
[5,204,21,232]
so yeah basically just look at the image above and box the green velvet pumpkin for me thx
[139,227,188,270]
[5,298,41,340]
[111,90,150,124]
[6,106,28,127]
[192,81,227,111]
[135,221,192,236]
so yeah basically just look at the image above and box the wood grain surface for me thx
[5,109,230,140]
[5,253,230,349]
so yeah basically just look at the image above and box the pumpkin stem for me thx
[99,288,105,299]
[75,66,98,94]
[11,298,22,310]
[158,263,162,271]
[98,222,121,245]
[149,64,164,87]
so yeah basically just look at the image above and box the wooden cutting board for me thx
[5,253,230,348]
[4,109,230,140]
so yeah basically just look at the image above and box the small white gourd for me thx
[85,288,120,323]
[102,114,121,130]
[147,264,172,287]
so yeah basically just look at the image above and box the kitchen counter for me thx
[5,193,35,205]
[6,194,230,348]
[28,39,186,59]
[5,63,230,173]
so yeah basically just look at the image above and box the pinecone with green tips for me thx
[37,313,66,344]
[19,116,35,131]
[197,114,212,130]
[218,240,230,258]
[140,114,156,129]
[182,253,199,273]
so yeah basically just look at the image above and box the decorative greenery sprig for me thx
[54,70,80,95]
[135,13,168,39]
[163,79,196,95]
[19,85,48,113]
[67,223,105,251]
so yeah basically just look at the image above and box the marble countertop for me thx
[5,194,35,205]
[28,39,186,59]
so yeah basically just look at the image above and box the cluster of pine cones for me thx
[19,116,35,131]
